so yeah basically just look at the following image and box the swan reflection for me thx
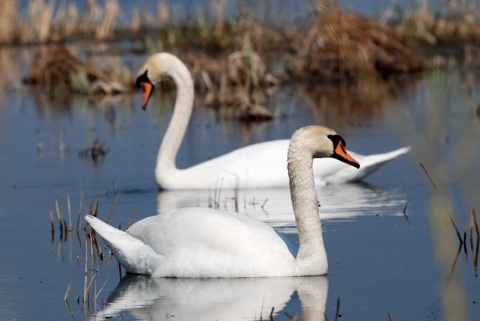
[94,275,328,321]
[156,183,407,233]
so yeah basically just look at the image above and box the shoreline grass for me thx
[6,1,480,122]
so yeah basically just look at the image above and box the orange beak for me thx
[333,141,360,168]
[140,82,154,110]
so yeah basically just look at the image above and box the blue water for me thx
[0,46,479,321]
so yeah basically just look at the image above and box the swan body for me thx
[86,125,360,278]
[154,139,409,189]
[135,52,410,190]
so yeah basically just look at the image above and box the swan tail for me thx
[352,146,410,181]
[85,215,160,275]
[361,146,410,167]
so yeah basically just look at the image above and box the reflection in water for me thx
[291,74,420,128]
[94,275,328,321]
[156,183,408,233]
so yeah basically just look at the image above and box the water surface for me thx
[0,58,479,320]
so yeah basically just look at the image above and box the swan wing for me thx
[179,140,291,189]
[173,141,410,188]
[125,208,297,277]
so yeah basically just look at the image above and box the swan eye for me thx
[327,134,346,148]
[136,70,151,88]
[328,134,360,169]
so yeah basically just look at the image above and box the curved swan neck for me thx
[156,58,194,174]
[287,137,326,266]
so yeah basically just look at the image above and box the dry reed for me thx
[287,3,423,81]
[269,307,275,321]
[284,311,298,321]
[95,0,119,40]
[48,194,123,318]
[0,0,19,44]
[420,163,463,245]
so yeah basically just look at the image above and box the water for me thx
[0,51,480,320]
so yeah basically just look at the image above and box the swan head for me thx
[291,126,360,168]
[135,53,181,110]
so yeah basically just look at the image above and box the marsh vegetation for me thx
[6,0,480,120]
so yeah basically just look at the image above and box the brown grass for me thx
[0,0,19,44]
[397,10,480,46]
[96,0,120,40]
[179,50,278,121]
[286,3,423,81]
[23,46,134,95]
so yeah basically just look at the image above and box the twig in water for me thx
[76,191,84,230]
[83,239,88,308]
[334,296,341,321]
[261,198,269,210]
[105,193,119,224]
[401,199,410,224]
[419,163,463,245]
[55,200,65,240]
[65,258,82,305]
[91,199,99,217]
[93,278,109,307]
[269,307,274,321]
[87,222,103,261]
[388,312,394,321]
[470,210,475,252]
[234,181,239,213]
[285,311,298,320]
[64,298,73,319]
[127,209,138,230]
[117,261,122,279]
[444,244,462,288]
[474,239,479,277]
[472,209,479,241]
[49,210,55,234]
[67,195,72,232]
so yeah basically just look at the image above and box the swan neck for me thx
[287,143,326,266]
[157,62,194,174]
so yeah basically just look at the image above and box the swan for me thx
[135,52,409,190]
[85,125,360,277]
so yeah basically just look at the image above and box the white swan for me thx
[85,125,360,277]
[135,52,409,190]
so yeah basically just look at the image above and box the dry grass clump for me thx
[286,3,423,81]
[0,0,120,45]
[398,10,480,46]
[182,50,279,121]
[0,1,19,44]
[23,46,134,95]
